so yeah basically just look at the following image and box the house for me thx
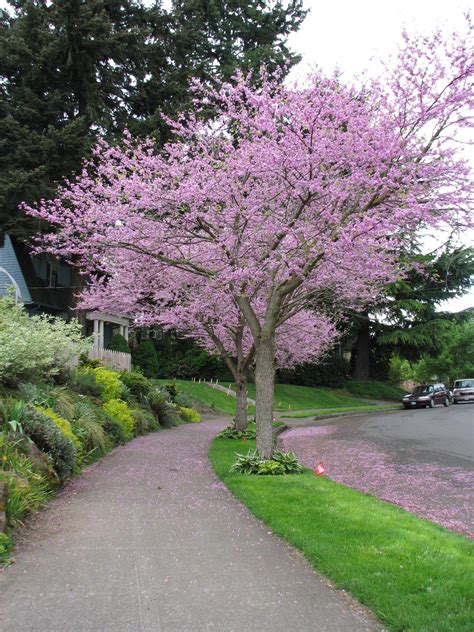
[0,233,132,370]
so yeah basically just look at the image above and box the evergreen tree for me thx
[0,0,160,238]
[132,340,159,378]
[351,247,474,379]
[0,0,306,238]
[129,0,307,138]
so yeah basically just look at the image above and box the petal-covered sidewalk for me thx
[280,425,474,538]
[0,418,379,632]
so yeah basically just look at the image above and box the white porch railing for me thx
[89,347,131,371]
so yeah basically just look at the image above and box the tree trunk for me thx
[353,314,370,380]
[254,335,275,459]
[234,375,248,432]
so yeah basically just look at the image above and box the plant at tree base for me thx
[29,20,473,458]
[217,422,257,440]
[230,449,303,475]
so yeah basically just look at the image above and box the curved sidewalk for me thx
[0,418,379,632]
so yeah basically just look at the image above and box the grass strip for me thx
[210,436,474,632]
[282,404,399,418]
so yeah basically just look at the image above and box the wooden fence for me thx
[89,347,131,371]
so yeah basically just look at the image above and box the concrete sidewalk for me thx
[0,418,379,632]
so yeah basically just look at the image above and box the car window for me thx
[454,379,474,389]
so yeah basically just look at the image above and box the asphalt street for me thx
[281,403,473,536]
[359,403,473,464]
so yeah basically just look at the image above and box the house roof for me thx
[0,234,74,312]
[0,234,32,303]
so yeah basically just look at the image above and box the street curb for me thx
[281,407,402,424]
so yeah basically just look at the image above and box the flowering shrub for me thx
[179,407,201,423]
[102,399,134,438]
[93,367,123,402]
[0,294,91,385]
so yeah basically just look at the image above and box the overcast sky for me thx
[287,0,473,312]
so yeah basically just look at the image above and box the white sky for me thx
[287,0,474,313]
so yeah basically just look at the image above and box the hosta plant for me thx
[231,449,303,476]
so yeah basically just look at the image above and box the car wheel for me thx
[443,397,449,407]
[429,399,435,408]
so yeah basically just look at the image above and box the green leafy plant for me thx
[107,334,130,353]
[146,388,178,427]
[230,449,261,474]
[179,407,201,423]
[102,399,134,438]
[0,532,12,565]
[174,392,194,408]
[230,448,303,475]
[19,383,76,422]
[69,369,104,398]
[0,398,26,434]
[217,421,256,440]
[0,293,91,385]
[35,407,82,457]
[130,406,159,434]
[119,370,151,399]
[71,401,108,457]
[93,367,124,402]
[163,382,179,400]
[1,433,52,524]
[271,450,304,474]
[21,407,77,481]
[132,340,159,378]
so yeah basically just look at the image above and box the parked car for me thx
[402,383,451,409]
[451,378,474,404]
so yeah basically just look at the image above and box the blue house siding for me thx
[0,234,32,303]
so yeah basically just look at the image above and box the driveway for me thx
[280,404,474,537]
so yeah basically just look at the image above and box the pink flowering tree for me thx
[80,260,339,431]
[28,20,473,457]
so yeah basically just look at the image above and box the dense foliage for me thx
[0,295,90,385]
[0,0,305,238]
[132,341,159,378]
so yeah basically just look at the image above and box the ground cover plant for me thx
[210,436,474,632]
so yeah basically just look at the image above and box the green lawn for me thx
[210,437,474,632]
[156,379,254,415]
[343,380,407,401]
[158,380,404,417]
[236,382,372,411]
[282,403,400,418]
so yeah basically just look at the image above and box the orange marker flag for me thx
[314,462,325,477]
[243,433,247,445]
